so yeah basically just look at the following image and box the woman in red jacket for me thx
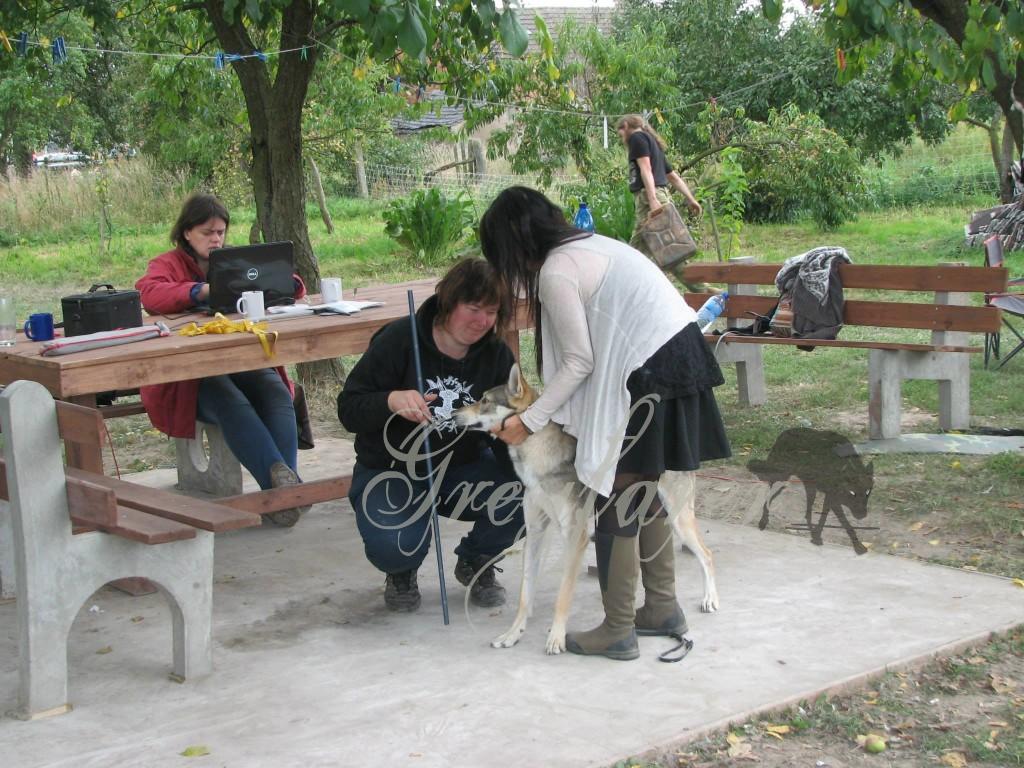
[136,193,308,526]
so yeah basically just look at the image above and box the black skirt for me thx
[617,323,731,474]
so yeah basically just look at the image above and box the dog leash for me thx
[658,632,694,663]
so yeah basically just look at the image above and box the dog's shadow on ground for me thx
[746,428,876,554]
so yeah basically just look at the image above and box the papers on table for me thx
[266,299,384,319]
[314,300,384,315]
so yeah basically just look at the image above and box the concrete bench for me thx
[0,381,260,719]
[682,259,1008,439]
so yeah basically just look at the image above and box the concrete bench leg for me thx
[175,420,243,496]
[713,342,766,406]
[870,349,972,440]
[0,499,14,599]
[869,350,902,439]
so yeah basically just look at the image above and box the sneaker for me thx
[384,570,421,612]
[454,555,506,608]
[264,461,311,527]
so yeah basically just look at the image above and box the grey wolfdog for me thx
[455,364,718,654]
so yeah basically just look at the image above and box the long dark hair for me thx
[478,186,591,375]
[170,193,230,259]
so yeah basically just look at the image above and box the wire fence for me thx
[348,131,1003,214]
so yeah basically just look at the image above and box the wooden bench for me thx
[681,259,1008,439]
[0,380,260,719]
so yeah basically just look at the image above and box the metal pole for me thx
[407,290,450,625]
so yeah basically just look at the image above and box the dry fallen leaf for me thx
[764,724,791,736]
[940,753,967,768]
[967,656,987,665]
[989,720,1009,727]
[929,539,942,546]
[909,521,924,531]
[95,646,113,655]
[990,674,1017,694]
[727,741,754,759]
[1012,578,1024,589]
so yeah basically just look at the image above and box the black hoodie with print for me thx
[337,294,516,474]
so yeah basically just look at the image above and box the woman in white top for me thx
[481,186,730,661]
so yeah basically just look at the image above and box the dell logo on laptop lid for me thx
[246,267,259,280]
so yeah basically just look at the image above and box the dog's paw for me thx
[700,592,720,613]
[491,627,525,649]
[544,629,566,655]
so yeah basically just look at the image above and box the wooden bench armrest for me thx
[66,468,261,532]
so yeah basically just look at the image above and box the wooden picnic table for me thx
[0,277,530,476]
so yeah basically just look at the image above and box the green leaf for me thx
[982,57,996,90]
[498,9,528,57]
[948,99,968,122]
[760,0,783,23]
[1007,9,1024,37]
[397,0,428,59]
[244,0,261,23]
[181,746,210,758]
[477,0,497,27]
[336,0,371,18]
[835,0,848,18]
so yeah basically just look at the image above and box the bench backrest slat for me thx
[684,263,1008,293]
[685,294,1003,333]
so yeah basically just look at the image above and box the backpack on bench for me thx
[725,253,847,351]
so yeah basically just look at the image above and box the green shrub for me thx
[382,187,475,265]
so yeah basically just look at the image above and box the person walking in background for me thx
[617,114,717,294]
[136,192,310,527]
[480,186,730,661]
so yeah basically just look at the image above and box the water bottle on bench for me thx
[695,291,728,333]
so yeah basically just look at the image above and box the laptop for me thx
[206,241,296,314]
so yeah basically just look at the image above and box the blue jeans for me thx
[349,450,525,574]
[196,368,297,490]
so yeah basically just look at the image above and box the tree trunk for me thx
[354,142,369,198]
[308,156,334,234]
[205,0,345,389]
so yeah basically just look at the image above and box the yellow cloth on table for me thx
[178,313,277,359]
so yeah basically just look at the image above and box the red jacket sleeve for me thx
[293,274,307,300]
[136,249,202,315]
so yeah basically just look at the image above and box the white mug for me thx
[236,290,266,320]
[321,277,342,304]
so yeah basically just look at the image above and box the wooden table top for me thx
[0,278,529,398]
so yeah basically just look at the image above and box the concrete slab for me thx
[1,440,1023,768]
[845,432,1024,456]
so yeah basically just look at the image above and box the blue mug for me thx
[24,312,55,342]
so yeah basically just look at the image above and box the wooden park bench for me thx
[0,380,260,719]
[681,259,1008,439]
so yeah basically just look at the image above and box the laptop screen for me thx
[207,241,296,313]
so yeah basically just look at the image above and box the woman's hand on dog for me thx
[492,414,530,445]
[388,390,437,423]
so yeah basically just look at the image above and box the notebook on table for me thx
[206,241,296,314]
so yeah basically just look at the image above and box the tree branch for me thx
[678,140,791,172]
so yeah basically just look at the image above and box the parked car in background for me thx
[32,148,91,168]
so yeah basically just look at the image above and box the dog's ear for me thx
[507,363,523,396]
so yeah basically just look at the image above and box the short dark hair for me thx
[170,193,230,258]
[434,257,512,339]
[478,186,590,373]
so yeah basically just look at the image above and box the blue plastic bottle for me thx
[574,200,596,233]
[694,291,728,332]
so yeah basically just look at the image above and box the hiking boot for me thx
[264,461,311,527]
[384,570,421,612]
[634,512,688,637]
[565,531,640,661]
[454,555,507,608]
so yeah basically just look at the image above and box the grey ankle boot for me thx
[565,531,640,661]
[634,512,688,637]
